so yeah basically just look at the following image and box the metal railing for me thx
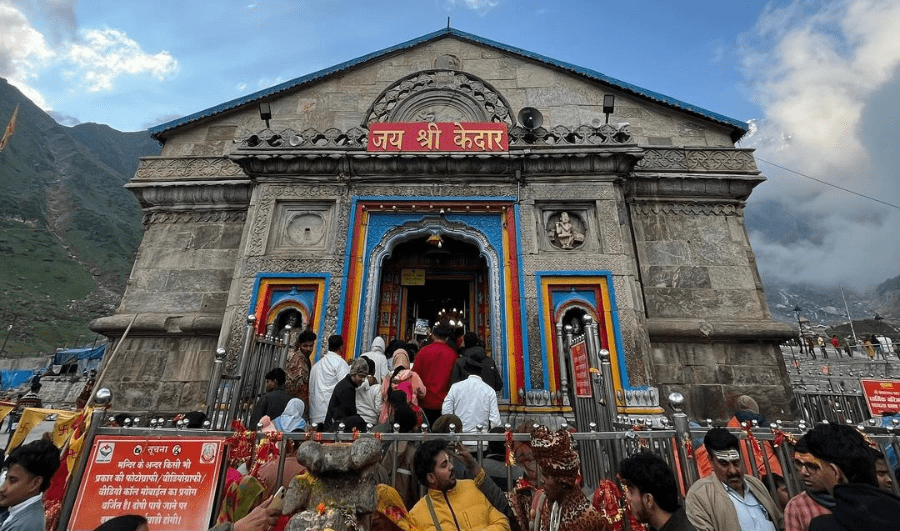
[57,388,900,531]
[206,315,291,430]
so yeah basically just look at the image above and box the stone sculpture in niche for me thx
[548,211,585,249]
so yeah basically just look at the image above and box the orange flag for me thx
[0,104,19,152]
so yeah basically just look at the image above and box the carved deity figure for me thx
[551,212,584,249]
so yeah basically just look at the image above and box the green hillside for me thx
[0,78,160,355]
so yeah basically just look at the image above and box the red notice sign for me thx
[571,341,592,398]
[368,122,508,152]
[861,379,900,415]
[68,436,225,531]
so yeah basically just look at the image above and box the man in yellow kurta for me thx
[410,439,510,531]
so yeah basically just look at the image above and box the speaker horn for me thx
[517,107,543,130]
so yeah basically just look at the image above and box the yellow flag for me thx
[7,407,80,451]
[0,404,13,423]
[64,407,93,473]
[48,411,78,447]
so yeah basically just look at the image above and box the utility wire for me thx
[755,157,900,211]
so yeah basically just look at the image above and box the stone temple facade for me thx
[91,28,795,423]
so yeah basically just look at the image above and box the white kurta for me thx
[308,351,350,425]
[441,375,500,434]
[355,378,384,426]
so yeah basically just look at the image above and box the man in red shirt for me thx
[414,323,458,426]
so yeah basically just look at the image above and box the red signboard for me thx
[571,341,592,398]
[861,379,900,415]
[368,122,508,152]
[69,436,225,531]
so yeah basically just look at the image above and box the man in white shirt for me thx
[308,334,350,426]
[0,439,61,531]
[441,357,500,439]
[361,336,390,382]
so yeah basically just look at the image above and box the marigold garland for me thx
[505,429,516,466]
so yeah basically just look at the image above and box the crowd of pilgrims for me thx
[224,320,900,531]
[83,324,900,531]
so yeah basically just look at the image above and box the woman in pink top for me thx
[378,349,426,424]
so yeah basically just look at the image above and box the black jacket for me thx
[324,375,359,430]
[249,386,291,428]
[808,483,900,531]
[449,346,503,392]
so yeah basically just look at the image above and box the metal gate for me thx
[205,315,291,430]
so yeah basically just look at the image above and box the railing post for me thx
[229,315,257,425]
[669,392,697,487]
[278,324,292,370]
[555,322,570,406]
[598,347,618,429]
[205,347,227,423]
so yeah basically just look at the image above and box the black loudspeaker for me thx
[517,107,543,130]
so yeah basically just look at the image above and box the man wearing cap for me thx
[685,427,783,531]
[511,425,607,531]
[441,356,500,437]
[323,357,369,431]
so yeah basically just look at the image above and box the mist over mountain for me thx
[0,77,160,355]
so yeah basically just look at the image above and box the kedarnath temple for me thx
[90,28,795,424]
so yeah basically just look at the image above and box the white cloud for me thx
[740,0,900,289]
[445,0,499,12]
[236,82,247,92]
[65,28,178,92]
[0,1,54,107]
[0,0,178,113]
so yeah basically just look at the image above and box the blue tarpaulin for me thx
[53,344,106,365]
[1,370,35,390]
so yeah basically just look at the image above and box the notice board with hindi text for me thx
[861,379,900,415]
[68,436,226,531]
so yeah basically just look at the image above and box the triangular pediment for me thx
[150,28,747,148]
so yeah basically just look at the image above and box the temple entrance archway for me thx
[376,236,491,352]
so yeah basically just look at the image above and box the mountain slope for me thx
[0,78,160,355]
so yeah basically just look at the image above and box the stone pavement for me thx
[780,344,900,395]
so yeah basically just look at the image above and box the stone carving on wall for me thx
[133,157,245,179]
[508,123,633,146]
[268,202,333,253]
[364,70,514,126]
[142,210,247,226]
[636,147,757,172]
[547,211,585,250]
[630,203,742,217]
[434,54,461,69]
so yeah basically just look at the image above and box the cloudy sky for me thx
[1,0,898,291]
